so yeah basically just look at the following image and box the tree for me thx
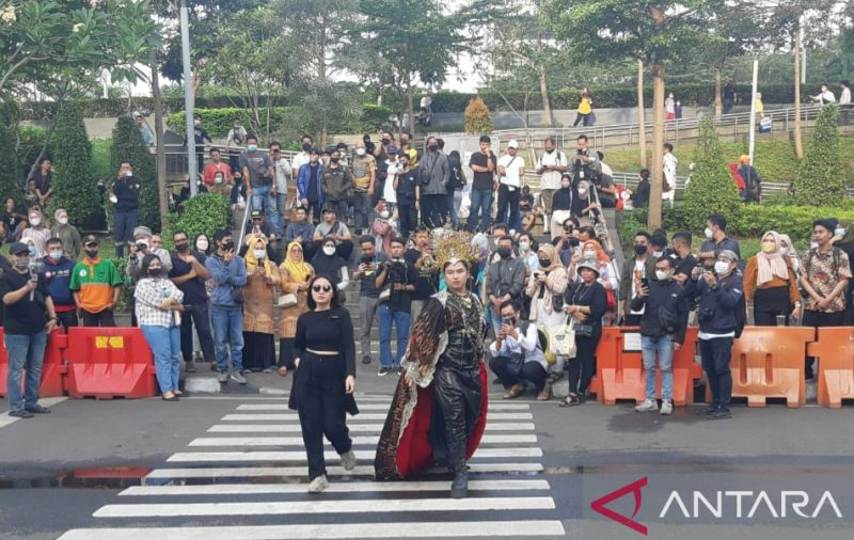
[0,122,19,200]
[682,118,741,231]
[544,0,720,230]
[794,104,842,206]
[49,102,100,227]
[111,115,160,232]
[464,96,493,134]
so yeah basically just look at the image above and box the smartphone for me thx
[640,278,649,289]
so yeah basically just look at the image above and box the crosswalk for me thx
[57,397,566,540]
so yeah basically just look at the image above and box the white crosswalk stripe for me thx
[59,400,566,539]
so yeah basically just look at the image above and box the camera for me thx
[501,316,516,327]
[137,240,149,252]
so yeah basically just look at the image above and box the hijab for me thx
[537,244,562,272]
[757,230,790,286]
[582,239,610,264]
[282,241,312,283]
[311,241,346,281]
[245,236,276,278]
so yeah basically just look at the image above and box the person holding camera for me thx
[354,236,385,366]
[631,256,688,416]
[169,230,214,374]
[206,230,249,385]
[375,237,416,376]
[70,235,123,327]
[489,300,550,401]
[111,161,140,259]
[571,135,601,186]
[2,242,58,417]
[242,236,281,373]
[135,254,185,401]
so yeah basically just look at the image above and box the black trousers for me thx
[489,356,547,392]
[278,337,295,369]
[56,310,78,331]
[180,303,215,364]
[567,335,598,395]
[496,185,521,231]
[421,194,446,228]
[398,204,418,240]
[307,199,323,224]
[296,352,352,480]
[700,337,733,409]
[81,309,116,327]
[431,361,482,474]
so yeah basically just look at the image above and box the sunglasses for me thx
[312,284,332,293]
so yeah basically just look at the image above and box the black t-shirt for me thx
[307,164,321,202]
[0,269,48,335]
[30,170,51,194]
[405,248,436,301]
[294,307,356,376]
[1,205,26,231]
[382,258,415,313]
[358,253,386,298]
[396,169,419,205]
[469,152,497,191]
[169,251,208,305]
[673,253,698,278]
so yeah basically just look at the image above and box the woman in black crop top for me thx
[288,275,358,494]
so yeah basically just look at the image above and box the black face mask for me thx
[497,247,512,259]
[428,144,438,151]
[175,242,189,252]
[302,143,311,152]
[147,268,164,278]
[222,240,235,252]
[331,158,339,163]
[538,258,551,268]
[633,244,648,256]
[85,249,98,258]
[381,138,390,145]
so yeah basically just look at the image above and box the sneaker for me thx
[307,474,329,493]
[378,367,392,376]
[230,371,247,385]
[707,407,732,420]
[696,405,717,417]
[659,400,673,416]
[634,399,658,412]
[396,365,405,375]
[262,367,273,374]
[25,404,51,414]
[7,409,33,418]
[340,450,357,471]
[184,362,197,373]
[217,371,230,384]
[361,356,372,365]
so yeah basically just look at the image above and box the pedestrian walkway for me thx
[57,397,565,539]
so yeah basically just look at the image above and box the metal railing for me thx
[608,171,854,198]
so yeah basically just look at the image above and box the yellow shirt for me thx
[578,97,592,115]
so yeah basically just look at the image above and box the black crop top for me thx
[294,307,356,376]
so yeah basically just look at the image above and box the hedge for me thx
[161,192,230,250]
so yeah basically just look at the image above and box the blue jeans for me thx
[641,334,674,400]
[378,304,410,368]
[251,185,281,234]
[447,191,459,227]
[211,306,244,372]
[467,188,494,232]
[142,325,181,393]
[5,332,48,413]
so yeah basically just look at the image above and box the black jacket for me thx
[563,280,608,340]
[686,271,744,335]
[113,177,140,211]
[630,278,688,343]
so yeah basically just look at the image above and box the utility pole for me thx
[180,0,197,196]
[748,58,758,165]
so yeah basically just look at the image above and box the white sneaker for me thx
[340,450,357,471]
[634,398,658,412]
[660,400,673,416]
[307,475,329,493]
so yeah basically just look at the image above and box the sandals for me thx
[558,393,582,407]
[503,384,525,400]
[537,384,552,401]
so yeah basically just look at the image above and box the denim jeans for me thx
[377,303,410,368]
[211,306,244,372]
[467,188,494,232]
[4,332,48,413]
[496,184,521,231]
[351,191,372,231]
[251,185,281,234]
[641,334,674,400]
[113,209,138,257]
[447,191,460,227]
[141,325,181,393]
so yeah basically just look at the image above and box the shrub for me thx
[0,124,20,201]
[49,103,101,228]
[360,104,393,132]
[464,96,493,135]
[794,104,843,205]
[161,193,230,249]
[681,118,742,231]
[111,115,160,231]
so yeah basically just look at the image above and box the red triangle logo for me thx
[590,476,649,536]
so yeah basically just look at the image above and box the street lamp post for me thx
[180,0,197,197]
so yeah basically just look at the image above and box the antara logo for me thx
[590,477,649,536]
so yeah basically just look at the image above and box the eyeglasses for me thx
[312,285,332,293]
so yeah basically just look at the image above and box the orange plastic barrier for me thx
[809,327,854,409]
[63,327,157,399]
[722,326,815,408]
[595,327,701,406]
[0,328,66,398]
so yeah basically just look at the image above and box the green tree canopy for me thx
[682,118,741,231]
[49,102,99,227]
[794,104,843,206]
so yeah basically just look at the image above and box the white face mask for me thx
[247,145,258,152]
[215,173,224,184]
[655,270,670,281]
[519,241,530,252]
[58,216,68,225]
[835,227,846,237]
[810,241,818,250]
[704,227,714,239]
[253,249,266,260]
[577,188,588,196]
[29,217,41,226]
[714,261,731,276]
[653,250,663,258]
[49,250,63,260]
[196,239,209,251]
[323,246,336,256]
[125,170,133,177]
[583,250,596,260]
[379,210,390,219]
[356,148,366,156]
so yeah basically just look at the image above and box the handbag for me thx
[378,288,391,302]
[278,293,298,308]
[547,317,577,360]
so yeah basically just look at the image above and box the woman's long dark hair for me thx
[141,253,162,276]
[306,274,341,310]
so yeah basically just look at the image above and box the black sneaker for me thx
[378,367,392,376]
[25,404,51,414]
[361,356,372,365]
[707,408,732,420]
[696,405,718,417]
[397,366,406,375]
[8,409,33,418]
[185,362,197,373]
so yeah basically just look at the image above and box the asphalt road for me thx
[3,370,854,540]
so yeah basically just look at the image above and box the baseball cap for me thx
[251,210,263,219]
[83,234,99,246]
[8,242,29,255]
[507,139,519,149]
[718,249,739,263]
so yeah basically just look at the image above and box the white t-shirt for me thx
[663,153,678,187]
[272,157,290,193]
[839,87,851,105]
[292,151,310,176]
[537,150,567,190]
[498,154,525,188]
[383,160,400,204]
[629,259,647,315]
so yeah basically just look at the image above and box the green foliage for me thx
[361,104,394,131]
[162,193,230,249]
[0,124,19,201]
[49,103,100,227]
[794,104,843,205]
[111,115,160,231]
[16,126,52,180]
[90,139,113,182]
[682,118,742,230]
[464,96,493,134]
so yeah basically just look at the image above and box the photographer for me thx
[631,257,688,416]
[571,135,601,186]
[374,237,415,376]
[1,242,58,417]
[205,230,248,385]
[354,235,385,366]
[111,161,140,258]
[489,300,550,401]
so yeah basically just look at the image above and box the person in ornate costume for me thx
[374,229,488,498]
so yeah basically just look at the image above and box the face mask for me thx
[29,217,41,227]
[761,241,776,254]
[331,157,339,163]
[656,270,671,281]
[810,241,818,250]
[379,210,390,219]
[568,237,580,248]
[175,242,189,252]
[14,257,30,269]
[215,173,224,184]
[147,268,163,277]
[125,170,133,177]
[253,249,266,260]
[302,143,311,152]
[58,216,68,225]
[49,250,63,260]
[222,240,235,252]
[538,258,551,268]
[836,227,846,237]
[381,138,390,145]
[497,247,512,259]
[633,244,648,256]
[577,188,588,197]
[196,239,209,251]
[323,246,336,256]
[583,250,596,260]
[519,241,530,251]
[85,249,98,258]
[704,227,714,239]
[247,145,257,152]
[653,250,663,258]
[428,144,438,151]
[356,148,366,156]
[714,261,731,276]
